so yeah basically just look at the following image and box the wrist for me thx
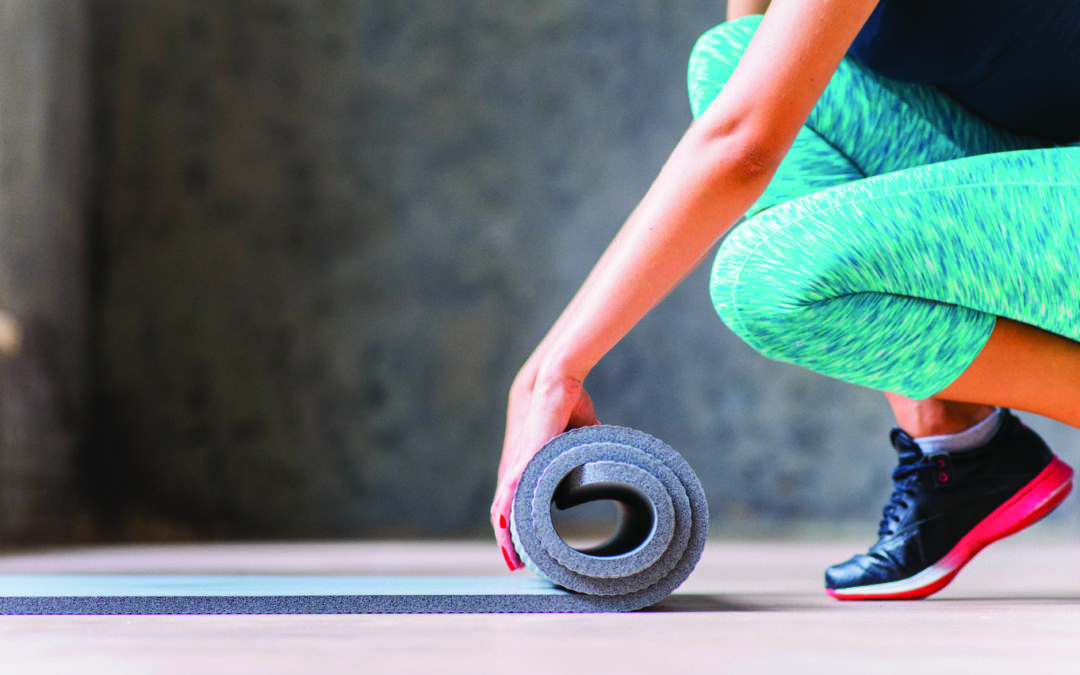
[536,351,592,387]
[533,367,586,400]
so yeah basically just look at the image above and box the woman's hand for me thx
[490,365,599,570]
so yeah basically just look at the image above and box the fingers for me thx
[490,477,523,571]
[499,379,533,483]
[567,385,600,429]
[492,373,589,571]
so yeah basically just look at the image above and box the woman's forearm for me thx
[532,122,778,384]
[501,121,777,490]
[531,0,881,385]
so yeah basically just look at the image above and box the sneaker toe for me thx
[824,553,899,590]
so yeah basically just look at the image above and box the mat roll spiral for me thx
[510,425,709,611]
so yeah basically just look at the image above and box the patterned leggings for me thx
[690,15,1080,399]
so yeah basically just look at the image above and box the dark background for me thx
[1,0,1076,545]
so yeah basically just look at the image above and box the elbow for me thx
[727,141,777,183]
[684,118,786,186]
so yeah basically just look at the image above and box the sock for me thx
[914,407,1003,454]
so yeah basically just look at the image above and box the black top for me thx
[850,0,1080,143]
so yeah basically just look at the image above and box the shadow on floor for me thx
[644,592,1080,612]
[930,595,1080,604]
[643,594,813,612]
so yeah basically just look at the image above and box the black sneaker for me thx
[826,409,1073,600]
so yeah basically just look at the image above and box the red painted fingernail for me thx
[499,515,507,529]
[501,546,516,571]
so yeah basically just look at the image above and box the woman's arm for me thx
[727,0,773,21]
[493,0,881,568]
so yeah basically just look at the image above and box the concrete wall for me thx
[5,1,1078,542]
[0,0,90,542]
[86,0,896,538]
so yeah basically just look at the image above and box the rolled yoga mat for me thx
[510,425,709,611]
[0,426,708,614]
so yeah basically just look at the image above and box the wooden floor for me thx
[0,537,1077,674]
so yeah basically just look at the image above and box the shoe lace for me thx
[877,457,937,537]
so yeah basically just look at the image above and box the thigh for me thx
[711,146,1080,398]
[688,16,1051,216]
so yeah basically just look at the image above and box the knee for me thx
[706,203,991,399]
[708,192,874,367]
[709,211,872,390]
[687,15,762,119]
[708,209,821,360]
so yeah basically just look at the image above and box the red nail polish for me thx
[499,515,507,529]
[501,546,516,571]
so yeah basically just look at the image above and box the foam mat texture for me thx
[511,425,709,611]
[0,426,708,614]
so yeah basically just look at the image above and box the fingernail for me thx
[499,515,507,529]
[501,546,516,571]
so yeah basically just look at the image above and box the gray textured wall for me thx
[0,0,89,543]
[6,0,1073,542]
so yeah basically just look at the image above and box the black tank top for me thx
[849,0,1080,143]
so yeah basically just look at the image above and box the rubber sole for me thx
[827,456,1074,601]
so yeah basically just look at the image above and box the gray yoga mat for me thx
[0,426,708,614]
[511,425,709,610]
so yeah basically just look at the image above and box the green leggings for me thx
[689,16,1080,399]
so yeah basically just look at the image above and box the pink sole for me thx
[829,456,1074,601]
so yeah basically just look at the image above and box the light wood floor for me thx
[0,537,1076,674]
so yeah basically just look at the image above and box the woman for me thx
[492,0,1080,599]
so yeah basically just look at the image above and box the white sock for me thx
[914,407,1003,455]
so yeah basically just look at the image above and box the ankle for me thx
[887,395,998,437]
[908,405,998,437]
[914,407,1004,454]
